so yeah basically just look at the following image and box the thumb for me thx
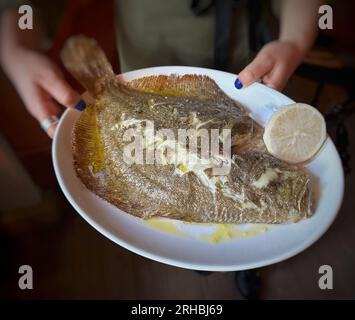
[235,53,274,89]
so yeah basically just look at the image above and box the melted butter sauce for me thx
[199,223,268,244]
[145,218,268,244]
[145,218,185,236]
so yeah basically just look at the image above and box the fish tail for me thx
[61,35,115,94]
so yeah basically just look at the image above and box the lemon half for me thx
[263,103,326,163]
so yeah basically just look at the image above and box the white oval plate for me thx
[52,66,344,271]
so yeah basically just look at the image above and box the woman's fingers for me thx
[5,50,85,138]
[35,60,82,109]
[46,123,57,138]
[235,40,306,91]
[262,63,291,91]
[235,51,274,89]
[36,87,62,138]
[24,84,63,138]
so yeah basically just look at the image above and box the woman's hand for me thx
[235,40,306,91]
[0,9,82,138]
[4,48,81,138]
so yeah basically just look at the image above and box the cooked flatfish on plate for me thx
[61,35,312,224]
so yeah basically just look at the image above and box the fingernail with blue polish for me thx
[74,99,86,111]
[234,78,243,89]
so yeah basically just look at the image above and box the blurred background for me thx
[0,0,355,299]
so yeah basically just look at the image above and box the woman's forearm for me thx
[0,9,41,72]
[279,0,323,54]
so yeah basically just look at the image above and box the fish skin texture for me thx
[62,35,313,224]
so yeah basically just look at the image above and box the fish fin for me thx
[126,74,227,100]
[61,35,115,94]
[72,103,105,190]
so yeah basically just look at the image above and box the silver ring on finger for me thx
[40,115,59,132]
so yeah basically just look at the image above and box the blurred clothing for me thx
[115,0,251,73]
